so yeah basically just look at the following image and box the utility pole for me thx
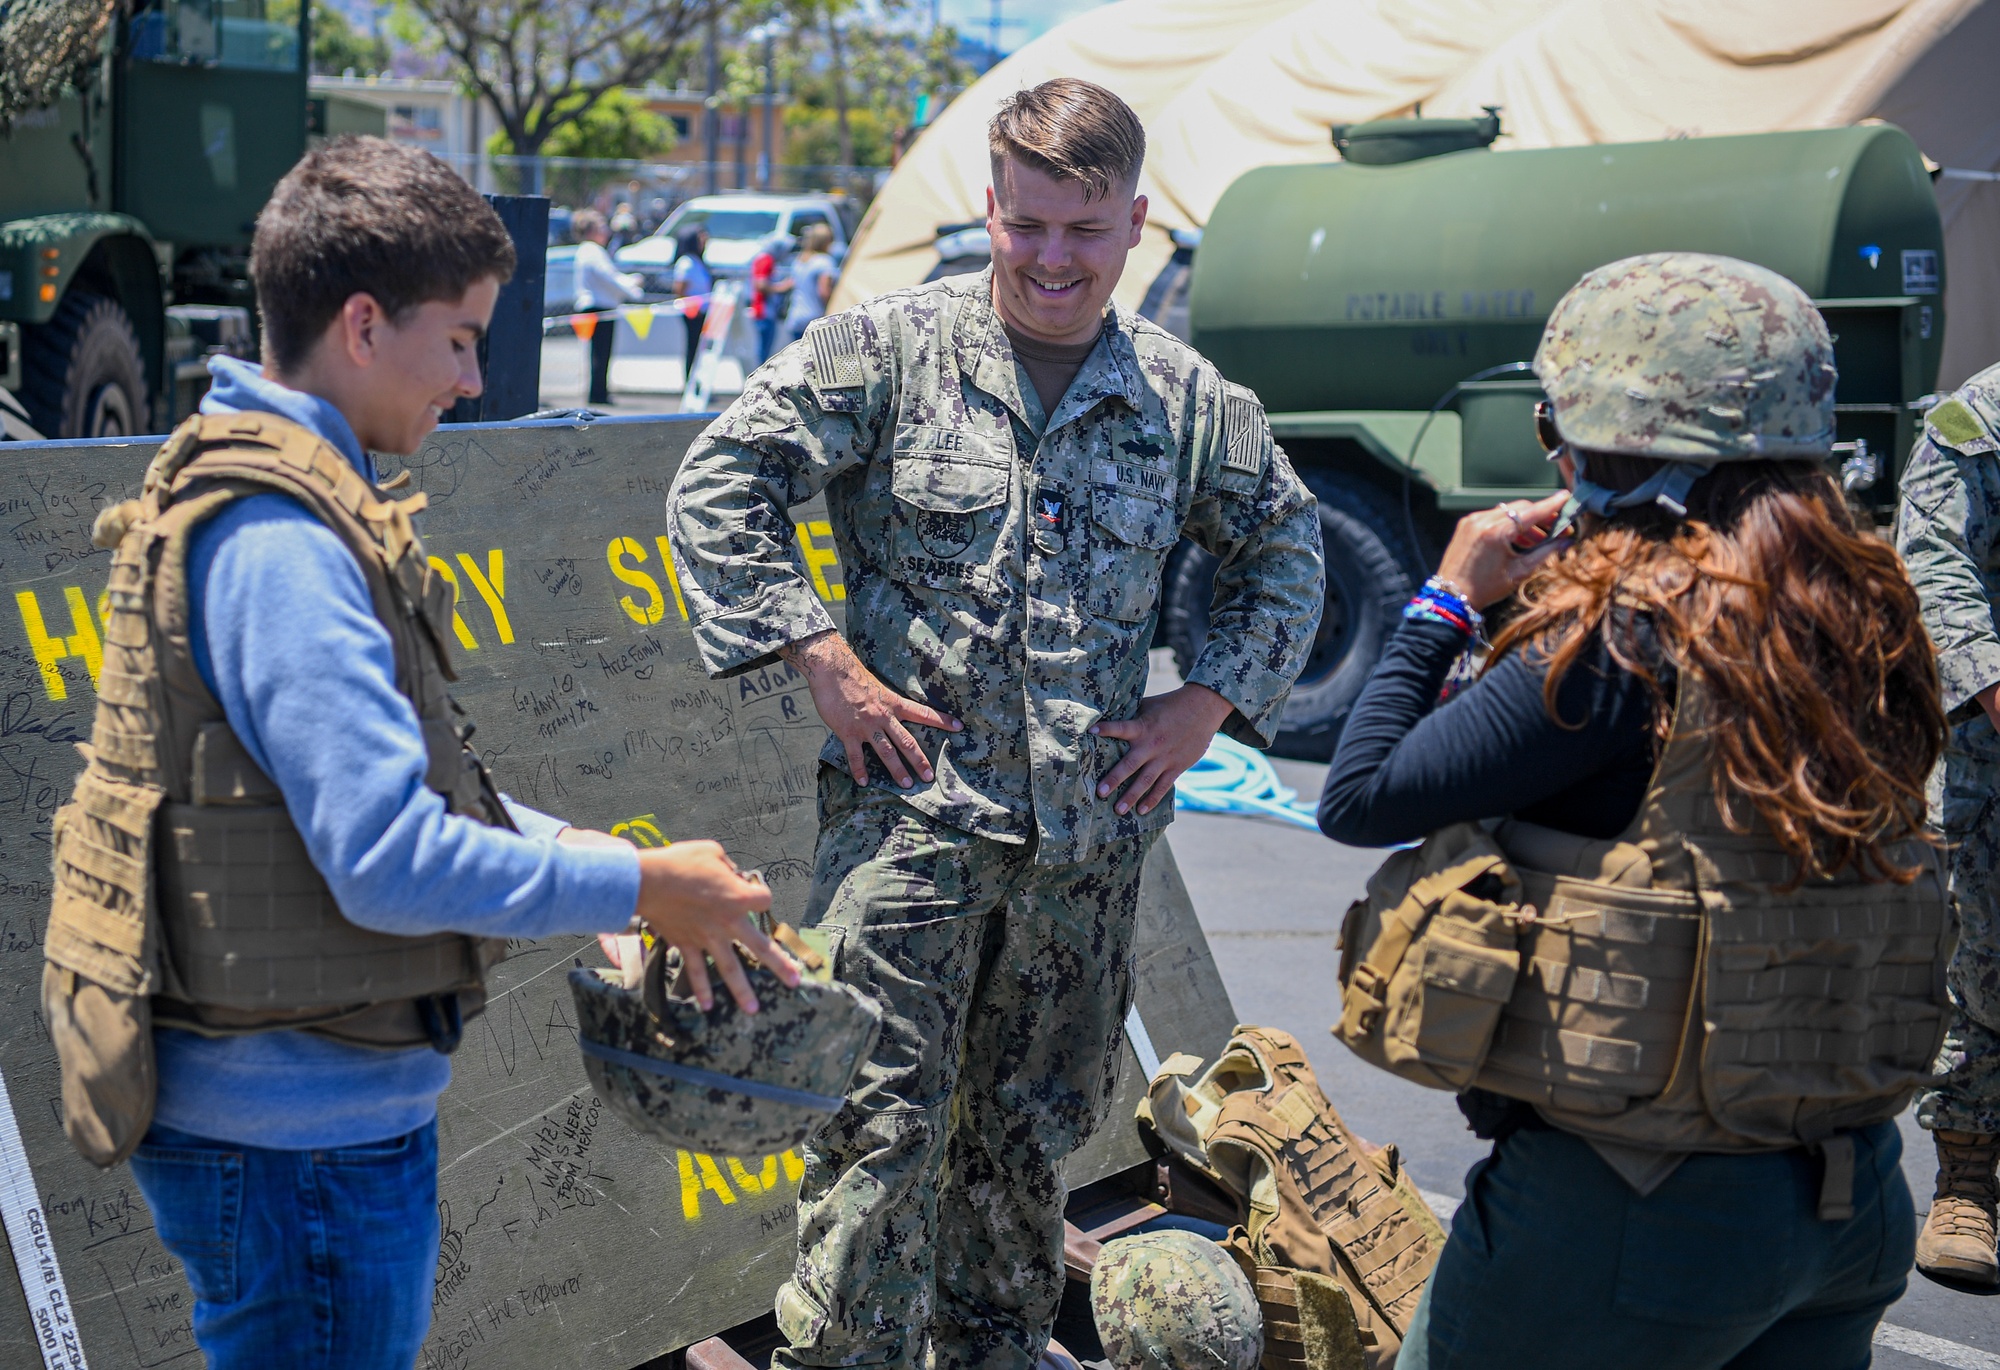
[761,25,775,191]
[703,9,720,195]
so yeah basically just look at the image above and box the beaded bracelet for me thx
[1404,575,1487,641]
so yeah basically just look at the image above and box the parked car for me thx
[544,244,579,317]
[616,193,850,292]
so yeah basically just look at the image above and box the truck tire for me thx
[1160,472,1423,761]
[19,292,149,439]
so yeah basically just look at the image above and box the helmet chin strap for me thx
[1570,449,1713,519]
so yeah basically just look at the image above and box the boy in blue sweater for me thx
[116,137,795,1365]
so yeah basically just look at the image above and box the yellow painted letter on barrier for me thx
[795,520,845,602]
[678,1150,738,1220]
[425,558,479,650]
[652,537,690,622]
[781,1148,805,1184]
[609,813,666,847]
[728,1155,780,1195]
[455,550,514,645]
[607,537,666,625]
[18,585,104,701]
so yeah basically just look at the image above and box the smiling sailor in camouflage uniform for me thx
[1896,360,2000,1286]
[668,79,1324,1370]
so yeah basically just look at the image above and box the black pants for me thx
[588,309,617,405]
[682,312,708,380]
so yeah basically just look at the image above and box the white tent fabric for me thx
[839,0,2000,387]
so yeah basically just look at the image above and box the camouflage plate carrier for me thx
[43,411,513,1167]
[1138,1026,1446,1370]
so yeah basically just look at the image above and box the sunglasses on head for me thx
[1535,398,1562,458]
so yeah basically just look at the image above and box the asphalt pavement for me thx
[1166,755,1999,1369]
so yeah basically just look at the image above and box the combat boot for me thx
[1916,1130,2000,1286]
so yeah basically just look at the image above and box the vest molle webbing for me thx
[1337,676,1952,1158]
[1139,1026,1446,1370]
[44,412,513,1166]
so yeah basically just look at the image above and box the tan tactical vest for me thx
[43,412,512,1166]
[1140,1026,1446,1370]
[1336,677,1952,1159]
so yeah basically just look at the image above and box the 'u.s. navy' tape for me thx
[578,1037,848,1112]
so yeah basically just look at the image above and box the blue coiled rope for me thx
[1172,734,1321,831]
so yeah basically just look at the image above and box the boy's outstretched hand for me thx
[563,827,798,1013]
[634,841,796,1013]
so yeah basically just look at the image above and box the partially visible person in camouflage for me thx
[668,78,1324,1370]
[1090,1230,1263,1370]
[1896,359,2000,1287]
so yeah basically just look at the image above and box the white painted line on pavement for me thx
[1414,1189,1995,1370]
[1874,1325,2000,1370]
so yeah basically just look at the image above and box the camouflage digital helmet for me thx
[1091,1230,1262,1370]
[569,932,881,1156]
[1534,252,1838,463]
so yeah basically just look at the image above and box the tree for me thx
[395,0,727,163]
[739,0,967,169]
[268,0,392,76]
[486,87,676,161]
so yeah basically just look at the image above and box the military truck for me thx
[0,0,310,441]
[1163,118,1945,757]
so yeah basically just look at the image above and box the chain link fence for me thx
[435,154,888,231]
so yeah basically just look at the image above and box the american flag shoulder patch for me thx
[1222,388,1265,478]
[807,315,865,390]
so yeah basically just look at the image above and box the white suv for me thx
[615,193,850,291]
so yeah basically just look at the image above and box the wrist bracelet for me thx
[1414,578,1486,639]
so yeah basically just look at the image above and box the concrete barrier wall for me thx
[0,415,1238,1369]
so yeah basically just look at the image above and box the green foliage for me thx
[267,0,392,76]
[485,87,677,161]
[783,104,891,168]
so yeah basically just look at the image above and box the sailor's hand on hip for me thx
[781,629,961,789]
[1090,683,1236,817]
[633,841,795,1014]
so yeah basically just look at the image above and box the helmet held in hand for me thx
[569,929,880,1156]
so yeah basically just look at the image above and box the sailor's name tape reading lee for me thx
[12,523,847,703]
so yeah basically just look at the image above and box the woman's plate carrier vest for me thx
[1335,678,1953,1156]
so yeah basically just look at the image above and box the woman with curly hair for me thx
[1320,254,1951,1370]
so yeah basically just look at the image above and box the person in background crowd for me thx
[750,232,795,365]
[1319,253,1949,1369]
[571,207,643,408]
[672,226,713,379]
[1895,358,2000,1287]
[609,200,640,252]
[784,222,836,346]
[644,196,669,236]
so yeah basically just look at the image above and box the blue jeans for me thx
[129,1121,440,1368]
[1397,1121,1913,1370]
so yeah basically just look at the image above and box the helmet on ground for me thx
[569,932,880,1156]
[1091,1230,1262,1370]
[1535,251,1837,463]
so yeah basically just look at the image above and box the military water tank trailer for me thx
[1161,113,1946,759]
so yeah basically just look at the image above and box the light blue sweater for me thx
[152,357,641,1149]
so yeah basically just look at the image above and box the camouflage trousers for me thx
[1918,746,2000,1136]
[772,765,1153,1370]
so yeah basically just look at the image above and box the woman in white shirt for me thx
[784,223,837,345]
[571,209,643,406]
